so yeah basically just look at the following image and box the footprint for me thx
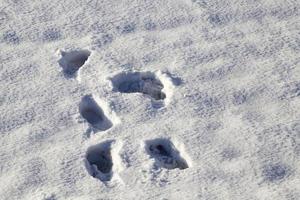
[85,141,114,182]
[111,71,166,100]
[58,49,91,77]
[79,95,113,131]
[145,138,189,170]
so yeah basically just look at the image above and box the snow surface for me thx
[1,0,300,199]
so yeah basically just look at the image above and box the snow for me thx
[1,0,300,199]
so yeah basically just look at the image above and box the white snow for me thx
[1,0,300,199]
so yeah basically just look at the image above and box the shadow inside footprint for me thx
[79,95,113,131]
[58,49,91,77]
[85,141,114,182]
[145,138,189,170]
[111,71,166,100]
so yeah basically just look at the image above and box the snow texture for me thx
[0,0,300,199]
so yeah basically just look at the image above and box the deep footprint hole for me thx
[111,72,166,100]
[58,49,91,77]
[79,95,113,131]
[146,138,189,170]
[85,141,113,182]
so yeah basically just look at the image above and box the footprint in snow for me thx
[85,141,114,182]
[58,49,91,78]
[111,71,166,101]
[145,138,189,170]
[79,95,113,132]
